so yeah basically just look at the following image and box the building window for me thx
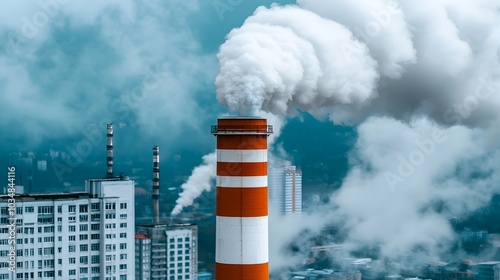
[91,234,100,240]
[120,254,127,260]
[37,206,53,214]
[79,234,88,241]
[119,214,127,219]
[119,223,127,228]
[80,215,89,222]
[80,244,88,252]
[69,270,76,275]
[105,203,116,210]
[120,233,127,238]
[91,243,99,251]
[91,214,100,221]
[80,256,88,264]
[68,205,76,213]
[120,203,127,209]
[80,224,88,231]
[68,245,75,252]
[69,258,76,264]
[69,236,76,241]
[91,224,100,231]
[25,206,34,213]
[69,226,76,232]
[91,256,100,264]
[119,243,127,250]
[44,226,54,233]
[105,213,115,219]
[57,206,62,213]
[79,205,88,213]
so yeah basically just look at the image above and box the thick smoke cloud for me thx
[212,0,500,272]
[216,0,500,126]
[216,5,379,117]
[334,117,499,259]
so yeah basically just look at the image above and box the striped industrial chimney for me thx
[106,123,114,178]
[211,117,273,280]
[153,146,160,223]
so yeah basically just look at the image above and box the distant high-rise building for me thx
[135,223,198,280]
[476,262,500,280]
[269,164,302,216]
[0,177,135,280]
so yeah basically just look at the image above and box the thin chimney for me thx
[153,146,160,223]
[106,124,114,178]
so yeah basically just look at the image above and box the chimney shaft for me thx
[212,117,272,280]
[153,146,160,223]
[106,124,114,178]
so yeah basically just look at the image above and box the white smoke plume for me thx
[171,152,216,216]
[334,117,499,259]
[216,5,379,117]
[216,1,500,126]
[213,0,500,272]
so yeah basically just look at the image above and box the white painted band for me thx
[216,176,268,188]
[217,149,267,163]
[216,216,268,265]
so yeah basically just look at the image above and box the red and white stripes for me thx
[212,117,272,280]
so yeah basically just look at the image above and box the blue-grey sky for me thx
[1,0,500,270]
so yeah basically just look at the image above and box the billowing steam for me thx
[216,5,379,117]
[171,152,216,216]
[216,1,500,126]
[173,0,500,270]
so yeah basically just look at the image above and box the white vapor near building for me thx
[212,0,500,272]
[171,152,216,216]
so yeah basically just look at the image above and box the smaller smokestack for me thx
[153,146,160,223]
[107,124,114,178]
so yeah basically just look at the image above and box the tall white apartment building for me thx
[0,177,135,280]
[135,223,198,280]
[269,164,302,216]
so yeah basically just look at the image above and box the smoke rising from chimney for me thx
[212,0,500,272]
[171,152,216,216]
[216,1,500,126]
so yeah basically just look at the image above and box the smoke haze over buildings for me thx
[212,0,500,272]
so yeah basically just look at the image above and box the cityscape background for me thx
[1,0,500,279]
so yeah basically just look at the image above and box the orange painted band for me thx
[216,187,268,217]
[217,162,267,177]
[215,262,269,280]
[217,136,268,150]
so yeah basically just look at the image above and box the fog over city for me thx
[0,0,499,279]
